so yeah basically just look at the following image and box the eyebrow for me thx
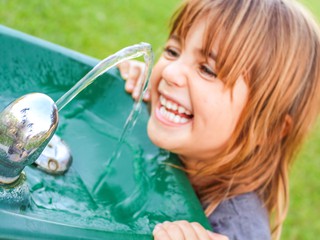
[169,34,217,61]
[169,34,181,43]
[198,49,217,61]
[209,51,217,61]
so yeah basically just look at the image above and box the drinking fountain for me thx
[0,25,211,239]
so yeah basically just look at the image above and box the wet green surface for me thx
[0,25,210,239]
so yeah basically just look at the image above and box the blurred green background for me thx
[0,0,319,239]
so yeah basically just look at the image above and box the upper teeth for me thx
[160,95,192,115]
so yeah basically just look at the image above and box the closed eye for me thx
[199,64,217,78]
[163,47,180,59]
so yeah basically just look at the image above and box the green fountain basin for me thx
[0,25,210,239]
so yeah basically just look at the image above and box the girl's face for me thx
[147,20,249,165]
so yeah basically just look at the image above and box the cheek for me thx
[150,62,162,83]
[150,58,169,85]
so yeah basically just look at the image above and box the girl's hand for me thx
[153,221,229,240]
[118,60,151,101]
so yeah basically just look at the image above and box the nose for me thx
[162,59,188,87]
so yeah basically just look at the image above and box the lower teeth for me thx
[160,106,188,124]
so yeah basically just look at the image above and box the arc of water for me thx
[55,42,153,111]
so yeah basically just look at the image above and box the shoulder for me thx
[208,192,271,240]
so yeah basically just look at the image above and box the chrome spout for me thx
[0,93,58,184]
[34,134,72,175]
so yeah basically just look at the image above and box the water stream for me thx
[55,42,155,223]
[56,42,153,111]
[56,41,154,175]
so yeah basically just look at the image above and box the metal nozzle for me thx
[34,134,72,175]
[0,93,58,184]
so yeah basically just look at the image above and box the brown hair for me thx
[170,0,320,239]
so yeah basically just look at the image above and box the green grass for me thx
[1,0,320,239]
[0,0,180,57]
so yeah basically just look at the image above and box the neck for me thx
[178,154,211,191]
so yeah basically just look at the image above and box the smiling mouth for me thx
[157,94,193,124]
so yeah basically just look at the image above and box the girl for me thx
[119,0,320,239]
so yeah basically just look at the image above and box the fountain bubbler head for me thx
[0,93,58,184]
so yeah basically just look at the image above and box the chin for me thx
[147,119,164,148]
[147,119,174,151]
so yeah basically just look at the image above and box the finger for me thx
[170,221,199,240]
[118,61,130,79]
[207,231,229,240]
[131,74,144,100]
[125,66,141,93]
[190,222,212,240]
[125,77,136,92]
[143,89,151,101]
[153,223,173,240]
[160,221,186,240]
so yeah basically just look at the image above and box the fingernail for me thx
[132,91,139,99]
[126,83,134,91]
[143,91,150,100]
[153,224,162,234]
[206,230,216,239]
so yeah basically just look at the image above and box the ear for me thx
[281,114,293,138]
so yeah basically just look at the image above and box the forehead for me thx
[171,18,219,59]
